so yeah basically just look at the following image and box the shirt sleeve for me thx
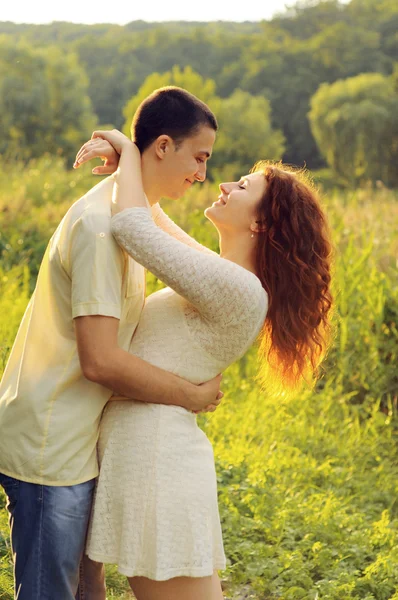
[150,203,219,257]
[69,213,125,319]
[111,207,265,326]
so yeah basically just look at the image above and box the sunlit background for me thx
[0,0,397,598]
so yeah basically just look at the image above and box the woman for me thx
[75,129,333,600]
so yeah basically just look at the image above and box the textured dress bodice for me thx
[110,205,268,385]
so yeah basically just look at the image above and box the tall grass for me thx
[0,159,397,599]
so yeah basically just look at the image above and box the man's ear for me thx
[154,135,173,160]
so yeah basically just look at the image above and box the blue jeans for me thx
[0,472,106,600]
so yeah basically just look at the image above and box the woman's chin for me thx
[205,202,221,212]
[204,206,216,220]
[204,209,222,231]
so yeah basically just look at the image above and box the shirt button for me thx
[99,232,105,238]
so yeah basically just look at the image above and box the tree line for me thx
[0,0,397,186]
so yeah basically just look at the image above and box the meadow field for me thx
[0,158,397,599]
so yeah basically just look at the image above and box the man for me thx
[0,87,222,599]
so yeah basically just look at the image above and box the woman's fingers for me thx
[74,139,102,167]
[74,145,87,166]
[74,140,117,169]
[74,149,103,168]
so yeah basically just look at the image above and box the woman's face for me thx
[205,172,266,234]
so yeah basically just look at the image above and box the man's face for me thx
[158,126,216,199]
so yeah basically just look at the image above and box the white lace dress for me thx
[85,204,268,580]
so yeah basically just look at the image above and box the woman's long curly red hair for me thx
[253,161,333,395]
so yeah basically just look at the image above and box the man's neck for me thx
[141,154,162,206]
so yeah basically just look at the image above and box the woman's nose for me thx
[219,182,229,194]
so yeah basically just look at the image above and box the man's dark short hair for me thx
[131,86,218,152]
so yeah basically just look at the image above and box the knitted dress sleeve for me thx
[111,207,266,329]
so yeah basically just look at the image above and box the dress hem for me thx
[86,552,227,580]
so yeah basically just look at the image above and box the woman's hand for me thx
[74,129,139,174]
[91,129,135,155]
[73,137,120,175]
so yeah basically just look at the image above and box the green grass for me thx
[0,158,397,599]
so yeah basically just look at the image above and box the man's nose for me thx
[195,163,207,182]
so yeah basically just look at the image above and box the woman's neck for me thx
[218,231,258,277]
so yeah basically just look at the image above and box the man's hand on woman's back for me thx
[191,374,224,414]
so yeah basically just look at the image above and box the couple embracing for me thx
[0,87,333,599]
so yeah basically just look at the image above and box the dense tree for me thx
[44,47,97,160]
[0,0,397,179]
[237,20,391,166]
[211,90,285,181]
[0,37,97,162]
[308,72,398,186]
[0,37,50,159]
[74,33,145,129]
[272,0,350,39]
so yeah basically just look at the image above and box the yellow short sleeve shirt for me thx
[0,176,145,485]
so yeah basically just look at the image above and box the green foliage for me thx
[206,383,398,599]
[319,185,398,407]
[0,0,396,174]
[0,36,97,164]
[309,72,398,187]
[42,47,97,164]
[0,155,97,290]
[0,265,30,372]
[273,0,350,39]
[211,90,285,181]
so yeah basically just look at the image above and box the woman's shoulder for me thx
[211,259,268,324]
[221,258,267,296]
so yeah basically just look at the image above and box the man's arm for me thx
[75,315,223,413]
